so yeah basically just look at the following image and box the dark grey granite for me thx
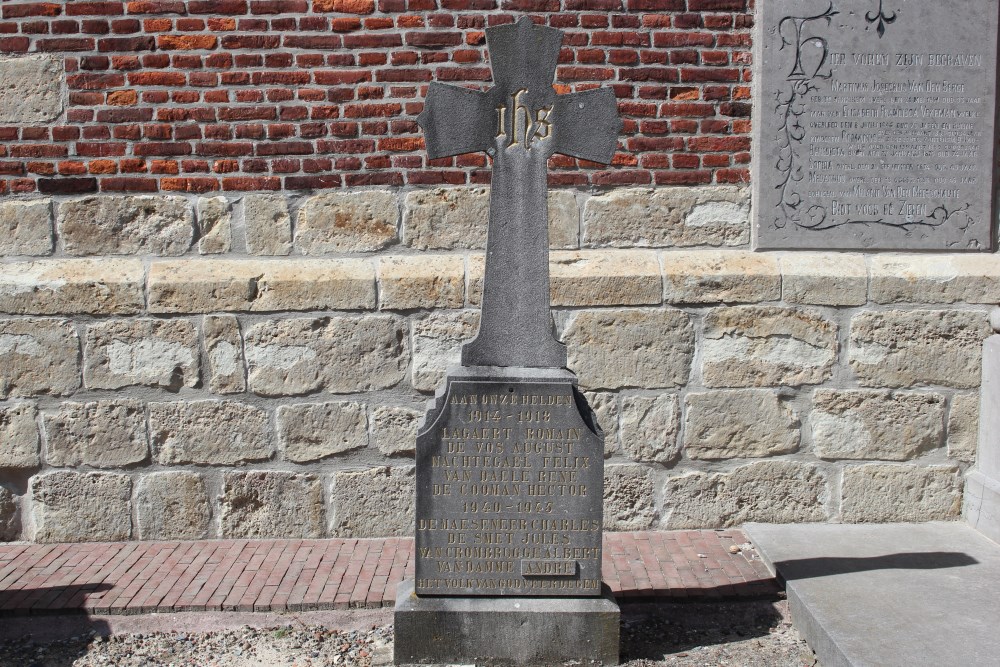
[394,579,621,667]
[414,366,604,598]
[754,0,998,250]
[418,17,622,367]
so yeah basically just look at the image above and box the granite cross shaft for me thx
[417,17,622,369]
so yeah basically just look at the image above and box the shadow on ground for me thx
[773,551,978,582]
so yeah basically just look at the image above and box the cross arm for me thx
[551,88,623,165]
[417,82,497,160]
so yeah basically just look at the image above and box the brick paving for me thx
[0,530,777,616]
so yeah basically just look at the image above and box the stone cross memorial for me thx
[394,17,622,667]
[754,0,999,250]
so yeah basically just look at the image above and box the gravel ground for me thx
[0,599,818,667]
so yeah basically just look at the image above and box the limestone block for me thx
[148,259,376,313]
[849,310,990,389]
[661,250,780,304]
[221,471,324,539]
[780,253,868,306]
[665,461,828,528]
[870,255,1000,304]
[0,404,39,469]
[403,187,578,250]
[0,487,17,541]
[584,391,619,457]
[296,191,399,253]
[371,405,421,456]
[136,472,210,540]
[947,393,979,464]
[841,464,962,522]
[57,196,194,256]
[0,259,144,315]
[564,308,694,390]
[378,255,464,310]
[0,200,52,256]
[44,400,148,468]
[151,400,273,465]
[245,315,408,396]
[603,464,655,530]
[683,390,799,460]
[0,55,63,123]
[0,318,79,399]
[244,194,292,256]
[196,196,232,254]
[30,471,132,542]
[619,394,680,464]
[410,311,479,392]
[582,186,750,248]
[330,466,414,537]
[277,401,368,462]
[702,306,837,387]
[204,314,245,394]
[811,390,944,461]
[550,250,662,307]
[84,318,198,390]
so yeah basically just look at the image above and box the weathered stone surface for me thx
[196,196,232,254]
[0,404,39,469]
[296,191,399,253]
[780,253,868,306]
[585,391,619,457]
[0,318,79,399]
[811,390,945,461]
[84,319,198,390]
[604,464,655,530]
[204,314,245,394]
[331,466,414,537]
[850,310,990,389]
[619,394,680,464]
[277,401,368,462]
[410,311,479,392]
[702,306,837,387]
[841,465,963,522]
[244,194,292,256]
[662,250,780,304]
[151,400,272,465]
[0,200,52,256]
[246,316,408,396]
[684,390,799,460]
[371,405,421,456]
[0,487,17,541]
[550,250,662,307]
[58,196,194,256]
[582,186,750,248]
[0,259,144,315]
[870,255,1000,304]
[403,187,580,250]
[947,393,979,464]
[149,259,376,313]
[665,461,828,528]
[30,471,132,543]
[378,255,464,310]
[0,55,63,123]
[564,308,694,390]
[221,471,324,539]
[136,472,210,540]
[44,400,148,468]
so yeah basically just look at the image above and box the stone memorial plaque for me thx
[415,370,603,597]
[754,0,999,250]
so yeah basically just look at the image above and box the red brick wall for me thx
[0,0,752,196]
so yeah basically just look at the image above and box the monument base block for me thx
[393,579,620,666]
[964,471,1000,543]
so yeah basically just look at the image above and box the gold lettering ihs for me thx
[496,88,553,150]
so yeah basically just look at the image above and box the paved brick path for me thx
[0,530,777,616]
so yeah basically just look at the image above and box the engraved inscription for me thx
[521,559,578,577]
[496,89,553,150]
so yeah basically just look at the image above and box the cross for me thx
[417,17,622,368]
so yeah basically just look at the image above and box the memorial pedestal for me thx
[965,332,1000,542]
[393,579,620,667]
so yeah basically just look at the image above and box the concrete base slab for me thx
[393,579,620,666]
[745,522,1000,667]
[964,471,1000,544]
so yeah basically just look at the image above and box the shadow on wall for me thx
[773,552,979,583]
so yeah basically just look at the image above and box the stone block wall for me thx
[0,187,989,542]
